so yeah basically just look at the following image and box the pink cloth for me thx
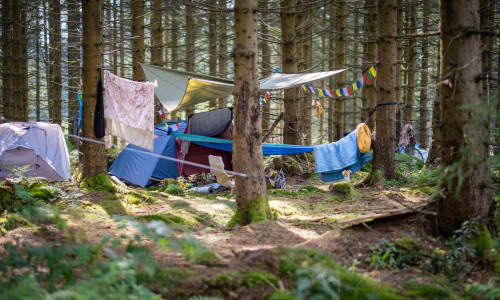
[104,71,154,151]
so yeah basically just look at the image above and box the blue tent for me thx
[109,121,187,187]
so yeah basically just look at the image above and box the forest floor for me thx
[0,154,499,299]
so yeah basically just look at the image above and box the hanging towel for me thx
[104,71,155,151]
[313,129,372,182]
[94,72,106,138]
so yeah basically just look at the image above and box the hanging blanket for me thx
[313,129,372,182]
[104,71,154,151]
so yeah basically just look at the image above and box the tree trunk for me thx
[280,0,301,145]
[132,0,145,82]
[43,3,52,122]
[49,0,62,124]
[20,5,29,121]
[68,0,81,144]
[327,1,336,143]
[2,0,14,120]
[426,61,441,166]
[152,0,163,124]
[184,0,196,117]
[229,0,271,226]
[362,0,377,129]
[334,0,346,140]
[395,1,404,140]
[82,0,107,178]
[437,0,492,237]
[352,2,360,127]
[13,0,23,121]
[419,0,429,149]
[208,0,218,110]
[404,0,416,130]
[371,0,397,180]
[260,0,271,136]
[218,0,228,108]
[35,3,41,122]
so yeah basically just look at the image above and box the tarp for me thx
[109,121,188,187]
[0,122,70,181]
[141,64,346,112]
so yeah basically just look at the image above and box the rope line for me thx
[68,134,261,180]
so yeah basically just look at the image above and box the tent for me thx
[0,122,71,181]
[177,107,233,178]
[109,121,187,187]
[141,63,346,112]
[109,108,234,187]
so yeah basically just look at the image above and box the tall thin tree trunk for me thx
[132,0,146,82]
[21,6,29,121]
[36,3,41,121]
[68,0,81,143]
[230,0,271,226]
[184,0,196,117]
[2,0,14,120]
[395,1,404,140]
[371,0,397,180]
[12,0,23,121]
[352,2,360,127]
[218,0,228,108]
[44,3,52,122]
[208,0,218,110]
[419,0,429,149]
[362,0,377,129]
[328,3,336,143]
[260,0,271,134]
[49,0,62,124]
[82,0,107,178]
[404,0,416,130]
[281,0,301,145]
[334,0,346,140]
[152,0,163,124]
[437,0,492,237]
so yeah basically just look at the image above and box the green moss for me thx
[0,214,34,230]
[369,170,382,186]
[80,173,116,193]
[330,181,353,196]
[469,223,499,272]
[404,281,461,299]
[275,247,404,300]
[394,236,422,251]
[270,290,295,300]
[269,189,296,196]
[26,183,56,202]
[242,270,279,287]
[209,272,240,290]
[0,225,6,235]
[228,195,273,227]
[412,186,435,196]
[137,214,188,225]
[97,198,127,215]
[171,200,190,209]
[125,194,143,205]
[297,186,326,194]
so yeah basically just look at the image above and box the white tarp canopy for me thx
[0,122,71,181]
[141,64,346,112]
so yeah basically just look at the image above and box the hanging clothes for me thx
[398,124,413,149]
[313,129,372,182]
[104,71,155,151]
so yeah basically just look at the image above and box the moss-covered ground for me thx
[0,153,498,299]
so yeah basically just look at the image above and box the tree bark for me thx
[259,0,271,135]
[132,0,145,82]
[230,0,271,226]
[362,0,377,130]
[334,0,346,140]
[218,0,228,108]
[152,0,163,124]
[437,0,492,237]
[371,0,397,180]
[68,0,81,144]
[184,0,196,117]
[49,0,62,124]
[2,0,14,120]
[419,0,429,149]
[280,0,301,145]
[404,0,416,130]
[208,0,218,110]
[82,0,107,178]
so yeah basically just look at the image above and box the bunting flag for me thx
[306,85,316,94]
[265,91,271,99]
[176,112,181,127]
[324,98,327,105]
[297,66,377,100]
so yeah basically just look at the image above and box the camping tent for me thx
[109,108,234,187]
[177,107,233,178]
[141,63,346,112]
[0,122,71,181]
[109,121,187,187]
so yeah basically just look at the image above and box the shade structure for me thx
[141,64,346,112]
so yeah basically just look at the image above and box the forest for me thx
[0,0,499,299]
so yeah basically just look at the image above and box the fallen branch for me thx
[338,204,426,224]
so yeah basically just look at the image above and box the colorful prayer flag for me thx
[352,83,358,91]
[346,86,352,95]
[318,89,324,97]
[336,90,342,97]
[312,99,316,106]
[363,73,370,83]
[265,91,270,99]
[158,105,162,116]
[324,98,327,105]
[329,90,335,98]
[367,71,373,80]
[302,85,307,91]
[340,88,345,97]
[369,66,376,77]
[176,112,181,127]
[356,80,361,89]
[306,85,316,94]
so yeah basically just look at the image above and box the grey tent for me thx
[0,122,71,181]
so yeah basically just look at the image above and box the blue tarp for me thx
[109,121,187,187]
[171,131,314,155]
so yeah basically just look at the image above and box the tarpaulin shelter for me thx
[109,121,187,187]
[0,122,70,181]
[140,64,346,112]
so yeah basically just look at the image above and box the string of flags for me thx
[158,106,181,128]
[260,66,377,106]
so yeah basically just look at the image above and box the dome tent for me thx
[0,122,71,181]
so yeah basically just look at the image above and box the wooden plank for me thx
[338,204,425,224]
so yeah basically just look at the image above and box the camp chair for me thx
[208,155,235,193]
